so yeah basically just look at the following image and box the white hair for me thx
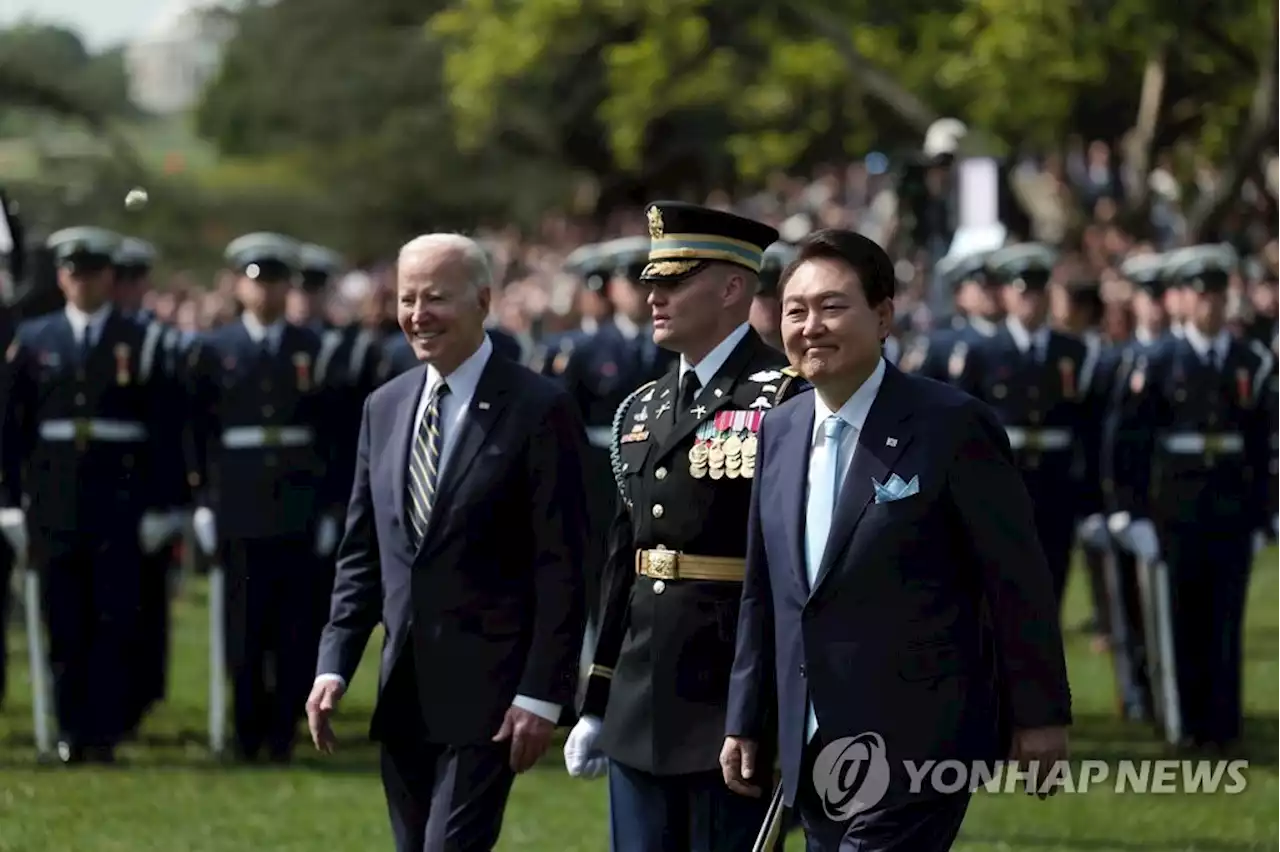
[398,233,493,294]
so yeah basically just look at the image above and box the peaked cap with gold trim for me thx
[641,201,779,283]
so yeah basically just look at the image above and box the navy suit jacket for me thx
[727,362,1071,805]
[317,352,589,745]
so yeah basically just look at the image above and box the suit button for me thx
[74,392,86,406]
[653,580,666,595]
[263,405,275,416]
[652,504,664,518]
[799,663,806,678]
[655,467,667,480]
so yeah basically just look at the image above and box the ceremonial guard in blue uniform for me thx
[565,203,807,852]
[1088,252,1176,722]
[1,227,182,762]
[111,236,187,734]
[955,243,1094,606]
[899,248,1001,382]
[184,233,346,762]
[1105,245,1273,751]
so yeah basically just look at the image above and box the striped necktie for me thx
[407,381,450,548]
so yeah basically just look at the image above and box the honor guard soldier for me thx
[111,236,187,735]
[184,233,346,762]
[954,243,1095,607]
[563,202,807,852]
[1,226,183,763]
[898,247,1001,381]
[0,200,21,710]
[1104,244,1273,751]
[750,241,796,352]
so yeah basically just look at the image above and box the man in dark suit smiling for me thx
[722,229,1071,852]
[307,233,588,852]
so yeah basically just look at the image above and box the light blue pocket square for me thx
[873,473,920,504]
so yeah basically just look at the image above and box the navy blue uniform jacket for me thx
[726,363,1071,805]
[317,353,589,745]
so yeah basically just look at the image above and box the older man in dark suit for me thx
[722,229,1071,852]
[307,233,588,852]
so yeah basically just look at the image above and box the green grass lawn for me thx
[0,551,1276,851]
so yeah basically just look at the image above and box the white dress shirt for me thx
[317,333,561,724]
[65,303,112,348]
[804,356,886,740]
[241,313,285,352]
[1005,316,1050,360]
[679,322,751,390]
[1181,323,1231,368]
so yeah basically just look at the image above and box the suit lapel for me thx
[812,364,915,596]
[417,356,514,554]
[391,366,429,535]
[775,399,815,594]
[656,330,763,461]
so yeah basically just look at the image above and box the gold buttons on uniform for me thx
[655,467,667,480]
[652,504,664,518]
[653,580,666,595]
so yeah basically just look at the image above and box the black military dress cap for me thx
[640,201,780,283]
[47,226,122,272]
[1119,252,1170,297]
[986,242,1058,292]
[114,236,157,272]
[935,248,996,292]
[299,243,343,290]
[1164,244,1237,295]
[225,232,302,282]
[758,241,799,299]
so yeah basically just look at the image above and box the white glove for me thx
[192,506,218,557]
[1252,530,1267,558]
[0,507,27,560]
[1125,519,1160,563]
[139,510,184,555]
[314,515,340,558]
[1107,511,1132,538]
[563,715,607,779]
[1077,513,1110,551]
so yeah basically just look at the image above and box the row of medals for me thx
[688,432,758,480]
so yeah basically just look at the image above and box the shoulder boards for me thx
[781,366,800,378]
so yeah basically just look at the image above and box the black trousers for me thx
[795,734,970,852]
[124,544,176,732]
[377,652,516,852]
[221,534,327,759]
[0,534,13,708]
[35,529,142,749]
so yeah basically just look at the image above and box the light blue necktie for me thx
[804,414,846,741]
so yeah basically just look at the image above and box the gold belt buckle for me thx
[646,550,678,580]
[262,426,281,446]
[73,419,91,450]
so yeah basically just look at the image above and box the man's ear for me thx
[477,285,492,315]
[875,298,895,342]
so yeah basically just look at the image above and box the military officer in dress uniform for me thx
[955,243,1095,607]
[1,227,183,763]
[1103,244,1273,751]
[110,236,187,735]
[183,233,346,762]
[899,247,1002,382]
[562,202,807,852]
[750,241,796,351]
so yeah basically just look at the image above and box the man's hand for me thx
[493,705,554,773]
[720,736,763,798]
[305,677,346,754]
[1009,726,1069,799]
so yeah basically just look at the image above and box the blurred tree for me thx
[0,25,137,125]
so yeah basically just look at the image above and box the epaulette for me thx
[609,380,656,497]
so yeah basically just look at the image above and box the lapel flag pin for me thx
[886,437,898,447]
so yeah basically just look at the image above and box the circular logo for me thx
[811,732,891,821]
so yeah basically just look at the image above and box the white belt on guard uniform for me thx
[1004,426,1072,451]
[221,425,315,449]
[38,418,147,442]
[585,426,612,449]
[1160,432,1244,454]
